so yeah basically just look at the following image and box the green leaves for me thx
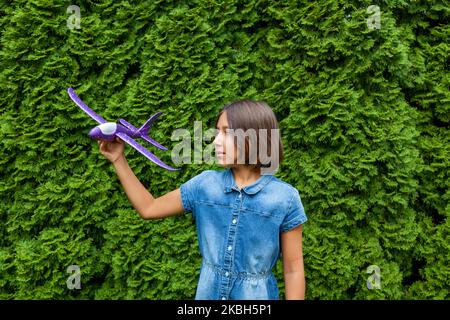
[0,0,448,299]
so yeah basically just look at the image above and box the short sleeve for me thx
[179,170,208,218]
[280,189,307,233]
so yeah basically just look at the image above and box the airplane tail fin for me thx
[137,112,162,135]
[136,112,168,151]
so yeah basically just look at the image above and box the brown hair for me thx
[215,100,284,170]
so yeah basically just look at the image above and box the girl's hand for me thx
[98,137,125,164]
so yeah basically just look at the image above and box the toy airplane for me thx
[67,87,181,171]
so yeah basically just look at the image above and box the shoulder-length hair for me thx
[215,100,284,171]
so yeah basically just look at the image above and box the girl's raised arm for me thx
[99,138,185,220]
[113,155,185,219]
[141,188,185,220]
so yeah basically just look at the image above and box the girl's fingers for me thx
[99,141,106,152]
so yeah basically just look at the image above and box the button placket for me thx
[232,192,242,226]
[219,190,242,299]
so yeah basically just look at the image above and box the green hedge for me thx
[0,0,448,299]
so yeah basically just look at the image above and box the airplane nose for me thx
[89,127,102,140]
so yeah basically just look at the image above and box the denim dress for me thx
[179,168,307,300]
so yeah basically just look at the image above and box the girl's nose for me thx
[213,130,221,145]
[213,136,220,147]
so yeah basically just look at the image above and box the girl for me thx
[98,100,307,300]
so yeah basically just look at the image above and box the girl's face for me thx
[213,111,238,166]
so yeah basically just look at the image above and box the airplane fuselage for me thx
[89,122,135,141]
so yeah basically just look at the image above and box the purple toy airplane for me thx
[67,87,180,171]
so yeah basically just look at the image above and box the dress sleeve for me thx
[280,189,308,233]
[179,170,207,219]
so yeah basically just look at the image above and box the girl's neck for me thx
[231,166,261,189]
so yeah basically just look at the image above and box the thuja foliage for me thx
[0,0,448,299]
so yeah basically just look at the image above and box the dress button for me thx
[239,194,242,198]
[232,219,237,224]
[222,297,226,300]
[227,245,232,251]
[225,272,229,277]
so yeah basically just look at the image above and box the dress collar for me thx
[223,167,274,195]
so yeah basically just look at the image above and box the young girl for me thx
[98,100,307,300]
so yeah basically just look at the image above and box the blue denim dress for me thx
[179,168,307,300]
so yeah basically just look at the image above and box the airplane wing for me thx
[67,87,107,124]
[116,132,181,171]
[119,118,168,151]
[119,118,138,131]
[140,134,168,151]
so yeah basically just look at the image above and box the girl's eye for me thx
[215,129,232,136]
